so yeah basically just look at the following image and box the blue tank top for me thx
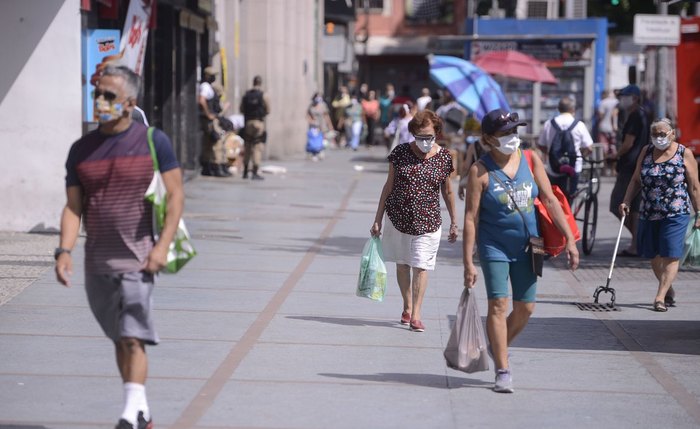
[478,152,540,262]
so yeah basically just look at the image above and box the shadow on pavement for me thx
[286,315,406,330]
[319,372,492,389]
[515,316,700,356]
[0,426,50,429]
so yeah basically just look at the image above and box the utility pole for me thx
[657,1,668,119]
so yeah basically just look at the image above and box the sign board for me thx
[634,14,680,46]
[82,29,120,122]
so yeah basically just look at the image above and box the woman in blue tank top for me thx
[619,118,700,312]
[463,109,580,393]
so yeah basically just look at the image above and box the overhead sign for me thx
[634,14,681,46]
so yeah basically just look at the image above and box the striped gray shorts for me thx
[85,271,159,345]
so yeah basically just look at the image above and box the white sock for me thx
[140,389,151,422]
[121,382,145,424]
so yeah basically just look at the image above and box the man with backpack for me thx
[240,75,269,180]
[537,96,593,201]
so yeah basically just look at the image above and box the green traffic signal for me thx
[611,0,619,5]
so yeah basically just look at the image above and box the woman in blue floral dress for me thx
[620,118,700,311]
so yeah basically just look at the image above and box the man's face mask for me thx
[94,89,125,123]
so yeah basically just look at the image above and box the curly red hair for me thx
[408,110,443,136]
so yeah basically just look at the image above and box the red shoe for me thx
[409,319,425,332]
[400,311,411,325]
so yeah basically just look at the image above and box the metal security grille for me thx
[356,0,385,10]
[574,302,620,312]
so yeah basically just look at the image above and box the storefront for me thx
[463,18,608,135]
[80,0,217,172]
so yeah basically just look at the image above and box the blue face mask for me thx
[95,95,124,123]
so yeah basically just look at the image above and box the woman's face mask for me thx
[414,135,435,153]
[494,133,520,155]
[652,130,672,150]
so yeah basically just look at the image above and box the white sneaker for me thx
[494,369,514,393]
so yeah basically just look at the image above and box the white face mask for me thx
[494,134,520,155]
[652,134,671,150]
[415,136,435,153]
[619,96,633,109]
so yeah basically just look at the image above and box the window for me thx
[405,0,454,25]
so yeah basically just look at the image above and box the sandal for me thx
[664,286,676,307]
[653,301,668,312]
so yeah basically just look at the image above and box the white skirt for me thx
[381,216,441,270]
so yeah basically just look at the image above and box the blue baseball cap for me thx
[620,84,640,97]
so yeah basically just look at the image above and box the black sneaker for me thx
[137,411,153,429]
[251,173,265,181]
[115,419,134,429]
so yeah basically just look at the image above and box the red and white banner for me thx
[117,0,154,75]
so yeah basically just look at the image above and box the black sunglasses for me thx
[493,112,519,128]
[94,89,118,102]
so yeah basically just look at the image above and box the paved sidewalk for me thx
[1,146,699,429]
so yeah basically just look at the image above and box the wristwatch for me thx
[54,247,71,260]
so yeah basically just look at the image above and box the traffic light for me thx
[611,0,619,5]
[325,22,335,35]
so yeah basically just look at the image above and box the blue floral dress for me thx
[640,145,690,220]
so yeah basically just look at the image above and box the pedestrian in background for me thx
[597,89,619,176]
[307,92,334,161]
[619,118,700,312]
[332,86,351,147]
[537,96,593,201]
[361,89,380,146]
[463,109,579,393]
[240,75,269,180]
[55,65,184,428]
[416,87,433,112]
[344,93,365,151]
[198,66,231,177]
[379,83,395,128]
[610,84,648,257]
[371,109,458,333]
[383,103,414,152]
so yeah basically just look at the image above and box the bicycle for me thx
[568,144,605,255]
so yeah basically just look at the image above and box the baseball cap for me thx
[204,66,217,76]
[481,109,527,135]
[619,84,640,97]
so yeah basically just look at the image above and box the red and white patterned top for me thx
[386,143,454,235]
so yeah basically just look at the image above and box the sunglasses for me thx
[651,130,672,139]
[493,112,519,128]
[414,134,436,141]
[94,89,118,102]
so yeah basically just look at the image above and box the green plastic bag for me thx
[681,221,700,267]
[144,127,197,273]
[356,237,387,302]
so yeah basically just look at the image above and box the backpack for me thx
[548,119,579,175]
[242,89,266,120]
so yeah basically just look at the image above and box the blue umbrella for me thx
[429,55,510,120]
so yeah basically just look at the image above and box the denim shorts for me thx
[637,215,690,259]
[85,271,159,345]
[480,259,538,302]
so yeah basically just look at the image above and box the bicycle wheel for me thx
[571,189,586,222]
[582,195,598,255]
[590,167,601,196]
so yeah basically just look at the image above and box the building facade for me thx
[0,0,323,232]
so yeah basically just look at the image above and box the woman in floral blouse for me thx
[620,118,700,312]
[371,109,458,332]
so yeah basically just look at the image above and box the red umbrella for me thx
[474,50,557,84]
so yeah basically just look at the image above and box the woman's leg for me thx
[396,264,412,314]
[507,302,536,345]
[486,298,510,370]
[410,267,428,321]
[653,257,680,304]
[508,259,538,345]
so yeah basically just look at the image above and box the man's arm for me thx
[145,168,184,273]
[264,94,270,116]
[55,186,83,287]
[199,95,215,120]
